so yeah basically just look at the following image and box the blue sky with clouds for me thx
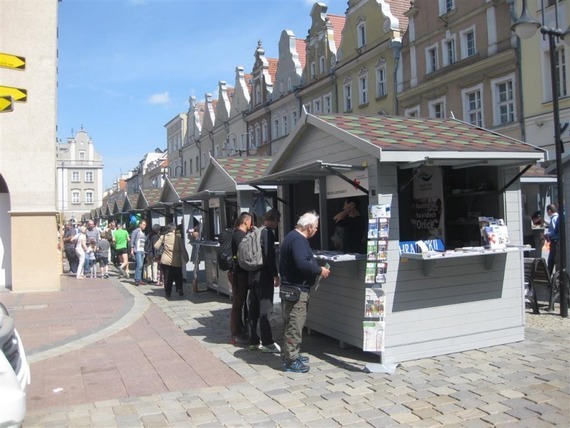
[57,0,348,189]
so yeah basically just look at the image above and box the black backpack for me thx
[217,228,235,271]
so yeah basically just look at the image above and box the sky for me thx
[57,0,348,189]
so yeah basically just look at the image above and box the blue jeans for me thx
[135,251,145,282]
[84,257,90,274]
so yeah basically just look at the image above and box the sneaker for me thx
[229,336,240,345]
[248,343,262,351]
[284,358,310,373]
[299,354,310,364]
[261,343,281,353]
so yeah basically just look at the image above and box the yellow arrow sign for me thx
[0,95,13,112]
[0,85,27,102]
[0,52,26,70]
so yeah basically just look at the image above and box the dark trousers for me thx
[161,264,183,297]
[65,245,79,274]
[548,241,559,275]
[231,270,249,338]
[248,276,276,346]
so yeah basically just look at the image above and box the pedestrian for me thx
[248,209,282,353]
[96,232,111,278]
[63,221,79,275]
[230,212,253,344]
[86,239,97,278]
[113,223,130,278]
[130,219,147,286]
[155,223,189,298]
[145,224,161,284]
[108,221,118,266]
[545,204,560,275]
[74,226,88,279]
[279,211,330,373]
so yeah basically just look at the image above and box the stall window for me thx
[397,165,501,249]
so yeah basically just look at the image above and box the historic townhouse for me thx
[297,3,345,115]
[225,66,252,156]
[198,94,217,171]
[183,96,204,177]
[399,0,522,140]
[245,41,278,156]
[335,0,408,116]
[211,81,233,158]
[164,113,187,177]
[270,30,307,154]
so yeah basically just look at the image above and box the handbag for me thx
[279,284,301,302]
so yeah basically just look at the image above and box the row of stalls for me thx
[92,110,547,368]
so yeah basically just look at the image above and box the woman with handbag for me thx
[74,226,88,279]
[155,223,189,298]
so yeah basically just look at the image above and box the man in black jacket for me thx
[280,211,330,373]
[248,209,281,353]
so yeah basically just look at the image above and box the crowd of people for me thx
[61,218,190,292]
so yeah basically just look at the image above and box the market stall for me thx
[248,111,545,368]
[183,155,275,296]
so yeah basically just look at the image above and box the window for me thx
[311,62,316,78]
[283,115,289,135]
[443,37,456,66]
[460,27,476,59]
[428,97,446,118]
[319,56,325,74]
[357,21,366,48]
[313,98,322,114]
[304,102,312,113]
[72,191,80,204]
[72,171,80,182]
[292,110,298,127]
[255,85,261,105]
[376,63,387,97]
[492,75,516,126]
[462,84,483,127]
[287,77,292,92]
[324,94,332,114]
[262,121,268,143]
[343,82,352,112]
[359,74,368,105]
[189,159,193,174]
[426,45,438,73]
[554,47,567,99]
[79,151,85,160]
[85,171,93,182]
[439,0,454,14]
[85,191,93,204]
[404,106,420,118]
[273,119,280,139]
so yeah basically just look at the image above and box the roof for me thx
[169,176,202,200]
[296,38,307,69]
[213,157,273,184]
[268,58,278,84]
[328,14,346,49]
[139,188,162,208]
[314,113,544,156]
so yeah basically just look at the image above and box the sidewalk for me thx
[2,270,568,427]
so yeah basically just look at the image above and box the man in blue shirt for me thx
[279,211,330,373]
[545,204,559,275]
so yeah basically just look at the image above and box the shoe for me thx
[248,343,262,351]
[230,336,241,345]
[299,354,310,363]
[284,358,310,373]
[177,289,184,296]
[261,343,281,353]
[135,281,141,286]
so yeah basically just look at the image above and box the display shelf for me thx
[401,246,528,275]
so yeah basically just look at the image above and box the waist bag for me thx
[279,285,302,302]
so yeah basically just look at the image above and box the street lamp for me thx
[512,0,570,317]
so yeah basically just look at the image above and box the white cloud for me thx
[147,92,171,105]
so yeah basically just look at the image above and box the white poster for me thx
[318,170,369,199]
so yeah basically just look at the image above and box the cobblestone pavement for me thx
[18,272,570,427]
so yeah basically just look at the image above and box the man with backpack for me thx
[230,212,253,344]
[244,209,281,353]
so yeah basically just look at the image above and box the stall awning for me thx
[247,160,365,186]
[182,190,226,201]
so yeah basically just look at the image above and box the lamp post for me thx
[512,0,570,317]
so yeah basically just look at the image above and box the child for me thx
[96,234,111,279]
[86,239,97,278]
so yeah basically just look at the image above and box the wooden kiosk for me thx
[249,111,545,367]
[184,156,275,296]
